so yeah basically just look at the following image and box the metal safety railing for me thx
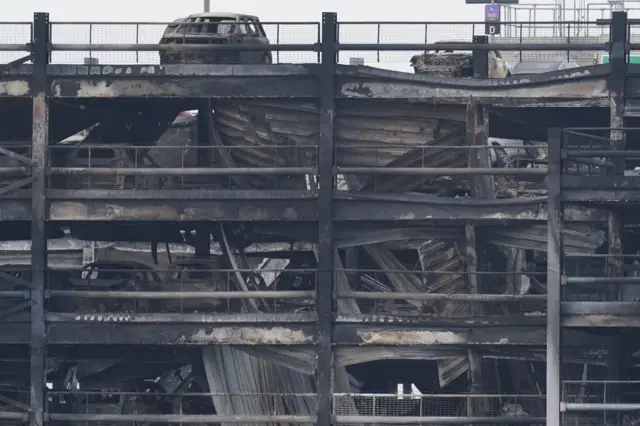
[335,269,546,318]
[333,393,545,424]
[0,14,629,66]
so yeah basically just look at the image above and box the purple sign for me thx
[485,4,500,20]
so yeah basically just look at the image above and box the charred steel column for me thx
[607,12,627,424]
[316,11,337,426]
[546,127,563,426]
[608,12,627,283]
[472,36,489,79]
[30,12,49,426]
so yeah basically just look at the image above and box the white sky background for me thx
[1,0,633,71]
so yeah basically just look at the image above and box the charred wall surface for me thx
[0,10,637,426]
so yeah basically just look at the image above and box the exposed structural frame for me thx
[544,12,630,426]
[3,9,632,426]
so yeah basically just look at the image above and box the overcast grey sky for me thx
[10,0,491,22]
[1,0,622,71]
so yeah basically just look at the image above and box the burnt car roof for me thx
[184,12,259,20]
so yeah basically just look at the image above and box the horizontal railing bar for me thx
[48,290,315,299]
[0,412,25,421]
[46,268,317,273]
[339,291,546,301]
[46,19,600,25]
[0,167,29,175]
[334,144,506,149]
[339,20,593,25]
[565,276,640,285]
[48,391,317,396]
[338,43,607,51]
[565,150,640,157]
[47,167,315,176]
[565,127,640,131]
[52,43,318,52]
[334,393,543,397]
[598,18,640,25]
[50,42,609,53]
[336,167,547,176]
[49,145,319,150]
[0,290,28,298]
[334,416,545,425]
[337,269,543,275]
[51,21,321,25]
[563,380,640,384]
[564,254,640,258]
[46,19,595,25]
[562,402,640,412]
[0,44,30,51]
[47,414,315,424]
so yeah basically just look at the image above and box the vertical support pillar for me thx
[546,127,563,426]
[316,11,337,426]
[607,11,627,288]
[607,12,627,425]
[465,99,493,418]
[30,12,49,426]
[472,36,489,79]
[197,100,212,167]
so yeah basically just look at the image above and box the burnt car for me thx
[410,40,511,78]
[48,261,163,313]
[159,13,272,65]
[511,59,581,76]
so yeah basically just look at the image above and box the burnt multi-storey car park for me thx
[0,9,638,426]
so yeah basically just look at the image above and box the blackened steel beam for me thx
[29,12,49,426]
[46,63,317,77]
[562,189,640,203]
[334,324,606,346]
[546,128,563,426]
[0,323,612,346]
[316,12,337,426]
[46,199,319,221]
[332,196,605,222]
[49,77,317,98]
[41,197,606,222]
[46,324,316,345]
[6,312,548,327]
[335,65,610,103]
[46,312,317,324]
[45,189,315,200]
